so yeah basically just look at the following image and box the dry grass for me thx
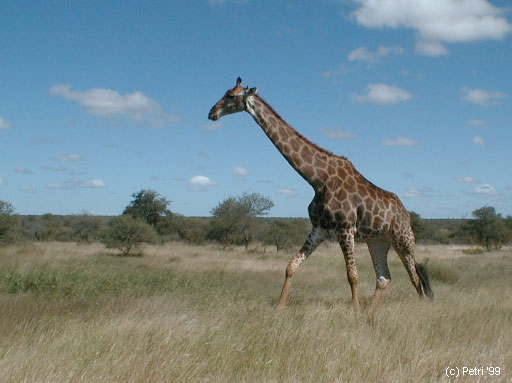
[0,241,511,382]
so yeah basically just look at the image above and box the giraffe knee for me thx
[285,253,306,278]
[347,268,358,286]
[285,263,295,278]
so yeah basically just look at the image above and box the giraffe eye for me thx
[226,94,235,99]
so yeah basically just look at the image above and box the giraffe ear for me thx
[248,87,258,95]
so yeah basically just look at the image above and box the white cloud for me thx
[277,187,299,198]
[0,117,11,130]
[42,165,69,172]
[381,136,418,147]
[31,137,58,145]
[353,83,413,105]
[403,188,420,198]
[403,189,420,198]
[205,120,225,130]
[352,0,512,56]
[46,178,107,190]
[78,178,107,188]
[456,176,479,184]
[321,63,347,83]
[19,186,35,193]
[233,166,250,179]
[188,175,217,192]
[415,41,449,56]
[348,45,404,62]
[473,184,497,195]
[468,119,487,126]
[14,167,35,175]
[472,135,486,147]
[52,153,83,162]
[403,186,433,198]
[46,183,65,190]
[323,128,358,139]
[462,87,508,106]
[50,85,178,124]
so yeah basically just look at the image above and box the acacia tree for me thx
[209,192,274,249]
[460,206,508,251]
[123,189,172,227]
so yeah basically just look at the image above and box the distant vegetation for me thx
[1,191,511,253]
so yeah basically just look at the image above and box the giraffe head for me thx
[208,77,258,121]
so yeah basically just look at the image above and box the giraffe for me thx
[208,78,433,311]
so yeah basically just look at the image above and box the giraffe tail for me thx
[415,263,434,299]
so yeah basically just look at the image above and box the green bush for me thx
[209,193,274,249]
[259,218,310,252]
[0,201,19,244]
[100,215,156,256]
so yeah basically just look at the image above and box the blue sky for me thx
[1,0,511,218]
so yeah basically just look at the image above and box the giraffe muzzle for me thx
[208,109,219,121]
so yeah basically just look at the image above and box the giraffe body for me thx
[209,78,433,311]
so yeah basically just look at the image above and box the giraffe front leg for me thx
[278,227,325,308]
[278,252,306,308]
[338,230,360,313]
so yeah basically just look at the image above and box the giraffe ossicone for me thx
[208,77,433,311]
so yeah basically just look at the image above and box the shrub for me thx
[260,218,310,252]
[409,211,449,244]
[100,215,156,256]
[209,193,274,249]
[0,201,19,244]
[70,214,104,243]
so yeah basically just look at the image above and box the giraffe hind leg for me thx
[368,240,392,308]
[416,263,434,299]
[394,243,429,298]
[277,227,325,308]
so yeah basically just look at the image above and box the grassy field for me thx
[0,241,511,382]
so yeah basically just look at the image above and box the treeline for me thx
[1,193,512,255]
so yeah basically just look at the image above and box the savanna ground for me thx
[0,241,511,383]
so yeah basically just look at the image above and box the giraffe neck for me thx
[246,94,335,190]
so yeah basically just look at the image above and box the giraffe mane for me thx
[254,94,348,161]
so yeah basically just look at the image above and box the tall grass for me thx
[0,242,510,382]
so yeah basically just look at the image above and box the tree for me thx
[209,192,274,249]
[100,215,156,256]
[460,206,508,251]
[123,189,172,227]
[261,218,310,252]
[0,201,18,244]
